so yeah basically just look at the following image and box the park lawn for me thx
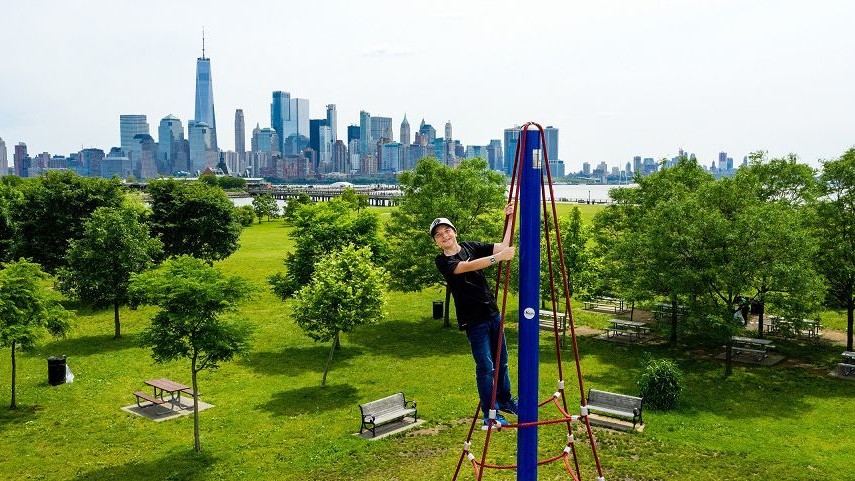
[1,213,854,480]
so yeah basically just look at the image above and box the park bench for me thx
[359,392,417,437]
[133,390,166,408]
[585,389,643,428]
[583,296,627,314]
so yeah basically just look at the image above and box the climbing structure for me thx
[452,123,605,481]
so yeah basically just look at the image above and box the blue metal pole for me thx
[518,129,541,480]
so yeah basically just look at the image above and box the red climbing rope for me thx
[452,122,605,480]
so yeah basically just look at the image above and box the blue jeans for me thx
[466,312,513,415]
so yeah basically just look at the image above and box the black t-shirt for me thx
[435,241,500,330]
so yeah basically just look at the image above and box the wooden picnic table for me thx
[605,319,649,342]
[731,336,774,361]
[145,378,191,406]
[765,316,822,339]
[841,352,855,376]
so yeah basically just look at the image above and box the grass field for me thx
[1,208,854,480]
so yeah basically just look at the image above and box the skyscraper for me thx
[370,116,392,143]
[14,142,29,177]
[235,109,245,165]
[543,126,559,161]
[158,115,184,174]
[271,91,290,152]
[188,121,215,174]
[487,139,503,172]
[503,126,520,177]
[119,114,149,156]
[400,115,410,146]
[194,33,218,151]
[326,104,337,145]
[359,111,371,157]
[444,120,452,141]
[271,91,309,154]
[309,118,328,154]
[0,137,6,175]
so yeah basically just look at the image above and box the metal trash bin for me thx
[432,301,444,319]
[47,356,66,386]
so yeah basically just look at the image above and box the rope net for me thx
[451,122,605,481]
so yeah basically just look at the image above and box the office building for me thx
[79,148,104,178]
[379,142,402,172]
[347,125,361,145]
[400,115,410,146]
[188,121,216,174]
[309,118,328,154]
[326,104,337,145]
[503,127,520,177]
[129,134,158,179]
[419,120,436,144]
[633,156,642,175]
[119,114,149,156]
[370,116,393,143]
[487,140,503,172]
[359,111,371,157]
[14,142,29,177]
[194,35,218,151]
[543,126,559,161]
[271,91,290,152]
[0,137,6,175]
[158,115,184,175]
[235,109,246,166]
[444,120,452,141]
[318,125,332,164]
[102,147,131,179]
[332,140,347,173]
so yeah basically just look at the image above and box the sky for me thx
[1,0,853,171]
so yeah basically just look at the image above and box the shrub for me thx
[637,357,683,410]
[235,205,256,226]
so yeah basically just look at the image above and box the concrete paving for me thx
[121,396,213,422]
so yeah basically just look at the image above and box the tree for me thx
[217,176,247,191]
[269,198,387,299]
[11,171,125,272]
[129,256,254,452]
[816,148,855,350]
[234,205,255,227]
[292,245,387,385]
[251,193,279,223]
[282,193,313,222]
[0,181,22,262]
[385,157,506,326]
[0,260,72,409]
[57,204,162,338]
[592,158,714,342]
[339,187,369,212]
[147,179,242,263]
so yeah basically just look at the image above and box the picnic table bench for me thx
[766,316,822,339]
[585,389,644,428]
[583,296,627,314]
[839,351,855,377]
[730,336,775,361]
[359,392,417,437]
[133,378,194,409]
[604,319,649,342]
[538,309,568,331]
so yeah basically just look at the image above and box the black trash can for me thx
[432,301,444,320]
[47,356,66,386]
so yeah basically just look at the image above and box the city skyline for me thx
[1,1,853,171]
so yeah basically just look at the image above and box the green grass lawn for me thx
[2,213,854,480]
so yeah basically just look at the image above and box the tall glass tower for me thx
[194,32,218,151]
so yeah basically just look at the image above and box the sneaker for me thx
[483,414,510,428]
[498,398,519,416]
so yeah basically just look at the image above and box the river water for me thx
[232,183,636,207]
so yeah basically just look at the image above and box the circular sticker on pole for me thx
[523,307,535,319]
